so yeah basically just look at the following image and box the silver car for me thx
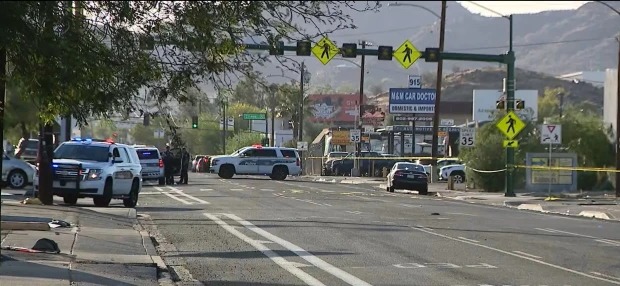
[2,152,36,189]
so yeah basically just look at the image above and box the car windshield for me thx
[231,148,249,156]
[397,163,425,172]
[136,149,160,160]
[54,144,109,162]
[26,140,39,149]
[329,152,348,158]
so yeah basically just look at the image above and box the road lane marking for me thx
[596,239,620,246]
[168,187,210,204]
[534,227,558,234]
[203,213,326,286]
[541,228,596,239]
[457,237,480,243]
[399,203,421,208]
[346,211,363,215]
[222,213,373,286]
[200,188,213,191]
[446,212,478,217]
[274,194,331,207]
[155,187,193,205]
[139,191,162,195]
[411,226,620,284]
[230,189,244,191]
[260,189,275,192]
[512,250,542,259]
[591,271,620,282]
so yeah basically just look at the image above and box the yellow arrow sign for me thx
[496,111,526,140]
[393,40,421,69]
[503,140,519,148]
[311,37,339,65]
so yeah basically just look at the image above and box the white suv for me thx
[210,146,301,180]
[34,138,143,207]
[133,145,165,185]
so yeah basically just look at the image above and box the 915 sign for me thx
[460,127,476,147]
[408,75,421,89]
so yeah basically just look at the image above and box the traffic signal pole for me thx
[505,15,516,197]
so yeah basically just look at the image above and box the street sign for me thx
[496,111,526,140]
[541,124,562,144]
[503,140,519,148]
[393,40,421,69]
[311,37,339,65]
[388,88,436,114]
[440,119,455,126]
[219,117,234,130]
[297,141,308,151]
[242,113,266,120]
[408,75,421,89]
[394,115,433,122]
[349,129,361,143]
[460,127,476,147]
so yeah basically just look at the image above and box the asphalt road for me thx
[137,173,620,286]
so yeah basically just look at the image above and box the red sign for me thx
[308,94,364,124]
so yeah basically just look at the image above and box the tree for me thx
[227,102,265,134]
[231,73,266,108]
[4,80,39,141]
[179,114,222,155]
[225,132,264,154]
[276,83,313,140]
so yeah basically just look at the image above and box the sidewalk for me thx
[1,200,173,285]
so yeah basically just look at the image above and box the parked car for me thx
[386,162,428,195]
[416,158,463,178]
[2,152,36,189]
[133,145,165,185]
[210,146,301,180]
[15,138,39,165]
[192,155,206,172]
[440,164,466,183]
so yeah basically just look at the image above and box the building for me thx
[603,68,619,138]
[557,71,606,87]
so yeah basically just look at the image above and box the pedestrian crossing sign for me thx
[311,37,339,65]
[393,40,421,69]
[503,140,519,148]
[496,111,526,140]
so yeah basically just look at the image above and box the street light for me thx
[387,2,445,183]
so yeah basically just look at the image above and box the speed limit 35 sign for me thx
[460,127,476,147]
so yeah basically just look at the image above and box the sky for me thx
[458,1,590,17]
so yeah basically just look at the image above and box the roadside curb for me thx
[578,210,613,220]
[0,221,51,231]
[137,213,204,286]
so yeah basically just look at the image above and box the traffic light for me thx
[377,46,393,60]
[143,112,150,126]
[261,137,269,147]
[424,47,440,62]
[341,43,357,58]
[191,115,198,129]
[269,41,284,56]
[296,41,311,56]
[496,100,505,110]
[515,100,525,110]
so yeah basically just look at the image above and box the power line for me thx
[450,37,615,52]
[465,1,508,18]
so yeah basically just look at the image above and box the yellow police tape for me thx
[305,156,459,161]
[515,165,620,173]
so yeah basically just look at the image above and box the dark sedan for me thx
[386,162,428,195]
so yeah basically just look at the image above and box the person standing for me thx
[178,147,190,184]
[14,134,30,159]
[162,145,174,185]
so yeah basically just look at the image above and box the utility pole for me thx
[221,96,227,154]
[615,36,620,198]
[352,40,366,177]
[0,48,6,211]
[430,0,447,183]
[504,14,516,197]
[298,61,305,142]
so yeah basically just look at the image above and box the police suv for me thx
[33,138,143,207]
[133,145,165,185]
[210,145,301,180]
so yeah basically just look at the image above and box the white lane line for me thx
[168,187,210,204]
[274,194,331,207]
[230,189,244,191]
[446,212,478,217]
[596,239,620,247]
[203,213,325,286]
[535,227,558,234]
[591,271,620,282]
[457,237,480,243]
[200,188,213,191]
[260,189,275,192]
[155,187,192,205]
[542,228,597,239]
[139,191,162,195]
[346,211,363,215]
[411,226,620,285]
[512,250,542,259]
[399,203,421,208]
[223,213,373,286]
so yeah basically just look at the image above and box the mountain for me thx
[293,1,618,97]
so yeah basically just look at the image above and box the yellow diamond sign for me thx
[496,111,526,140]
[393,40,421,69]
[311,37,339,65]
[503,140,519,148]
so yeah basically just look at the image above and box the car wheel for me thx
[93,179,113,207]
[123,179,140,208]
[271,166,288,181]
[418,186,428,195]
[63,195,78,205]
[451,172,465,184]
[218,165,235,179]
[8,169,28,189]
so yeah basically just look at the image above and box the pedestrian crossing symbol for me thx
[393,40,421,69]
[496,111,526,140]
[311,37,339,65]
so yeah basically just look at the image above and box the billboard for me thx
[308,94,363,124]
[472,90,538,122]
[388,88,436,114]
